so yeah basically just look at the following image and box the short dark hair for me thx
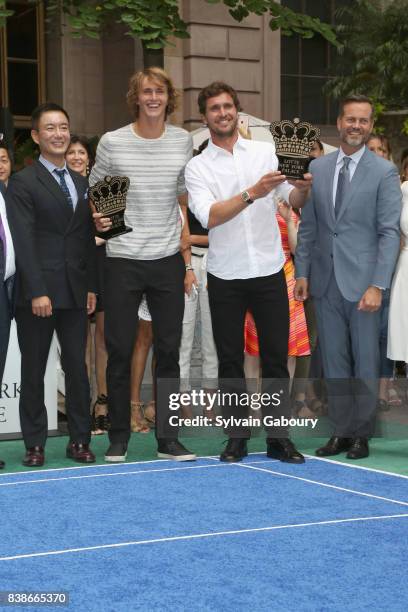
[338,94,374,119]
[198,82,242,115]
[31,103,70,130]
[66,135,95,173]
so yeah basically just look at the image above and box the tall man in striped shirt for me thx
[91,67,196,462]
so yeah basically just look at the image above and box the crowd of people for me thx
[0,66,407,470]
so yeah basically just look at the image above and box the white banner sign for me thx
[0,321,58,438]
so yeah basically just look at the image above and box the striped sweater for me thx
[89,123,193,260]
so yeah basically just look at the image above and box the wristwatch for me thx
[241,190,254,205]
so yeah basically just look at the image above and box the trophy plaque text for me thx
[269,118,321,180]
[89,175,133,240]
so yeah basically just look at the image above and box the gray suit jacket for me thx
[295,147,402,301]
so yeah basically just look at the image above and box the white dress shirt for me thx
[185,135,294,280]
[332,145,366,207]
[0,192,16,281]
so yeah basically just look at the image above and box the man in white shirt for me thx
[0,182,16,469]
[295,95,401,459]
[185,82,312,462]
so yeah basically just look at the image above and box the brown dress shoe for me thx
[23,446,45,467]
[66,442,96,463]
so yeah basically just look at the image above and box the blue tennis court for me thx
[1,454,407,611]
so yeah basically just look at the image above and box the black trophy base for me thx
[277,154,311,180]
[96,211,133,241]
[97,226,132,241]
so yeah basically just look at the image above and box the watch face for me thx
[242,190,253,204]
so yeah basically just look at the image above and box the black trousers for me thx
[207,268,290,437]
[15,307,90,448]
[104,254,185,443]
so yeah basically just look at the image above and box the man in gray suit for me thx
[294,94,401,459]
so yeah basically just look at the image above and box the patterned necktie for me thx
[54,168,74,210]
[334,156,352,218]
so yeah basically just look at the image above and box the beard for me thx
[339,129,368,148]
[211,116,238,139]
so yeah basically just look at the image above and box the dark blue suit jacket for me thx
[6,162,96,309]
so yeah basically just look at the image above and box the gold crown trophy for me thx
[269,118,321,180]
[89,175,133,240]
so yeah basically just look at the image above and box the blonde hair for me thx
[238,126,252,140]
[126,67,178,120]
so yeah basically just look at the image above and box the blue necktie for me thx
[54,168,74,210]
[334,157,351,219]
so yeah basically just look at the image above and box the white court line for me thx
[0,451,272,479]
[0,463,229,488]
[0,456,193,478]
[237,463,408,507]
[305,453,408,480]
[0,513,406,562]
[0,458,279,487]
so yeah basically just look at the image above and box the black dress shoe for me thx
[315,437,352,457]
[266,438,305,464]
[346,437,369,460]
[157,439,196,461]
[66,442,96,463]
[220,438,248,462]
[23,446,45,467]
[0,459,4,469]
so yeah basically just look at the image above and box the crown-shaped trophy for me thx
[89,175,133,240]
[269,118,321,180]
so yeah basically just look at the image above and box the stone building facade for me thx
[0,0,349,147]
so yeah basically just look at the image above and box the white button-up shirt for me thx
[0,192,16,281]
[332,145,366,207]
[185,135,294,280]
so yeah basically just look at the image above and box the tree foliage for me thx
[326,0,408,110]
[0,0,338,49]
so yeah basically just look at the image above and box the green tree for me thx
[326,0,408,110]
[0,0,338,59]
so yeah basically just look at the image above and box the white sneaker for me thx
[104,442,128,462]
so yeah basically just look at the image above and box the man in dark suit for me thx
[0,180,15,469]
[295,94,401,459]
[6,103,97,467]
